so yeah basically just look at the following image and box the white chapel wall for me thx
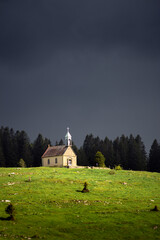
[42,156,63,167]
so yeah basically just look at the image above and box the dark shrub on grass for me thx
[115,165,123,170]
[109,170,116,175]
[151,205,159,211]
[5,203,15,220]
[82,182,89,193]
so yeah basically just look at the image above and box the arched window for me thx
[55,158,58,164]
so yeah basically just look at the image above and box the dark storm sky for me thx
[0,0,160,152]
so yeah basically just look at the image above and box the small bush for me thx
[25,176,31,182]
[95,151,105,167]
[151,205,159,211]
[109,170,116,175]
[82,182,89,193]
[18,158,26,168]
[115,165,123,170]
[5,203,15,220]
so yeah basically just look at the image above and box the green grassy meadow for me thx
[0,167,160,240]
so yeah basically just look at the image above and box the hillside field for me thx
[0,167,160,240]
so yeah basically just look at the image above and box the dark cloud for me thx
[0,0,160,151]
[0,0,160,66]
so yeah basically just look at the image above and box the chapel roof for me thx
[42,145,67,158]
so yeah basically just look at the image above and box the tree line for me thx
[73,134,160,172]
[0,126,160,172]
[0,127,51,167]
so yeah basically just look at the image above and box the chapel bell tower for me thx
[65,127,72,146]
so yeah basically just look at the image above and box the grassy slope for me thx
[0,167,160,240]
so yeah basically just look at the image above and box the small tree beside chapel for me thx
[95,151,105,167]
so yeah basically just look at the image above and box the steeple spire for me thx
[65,127,72,146]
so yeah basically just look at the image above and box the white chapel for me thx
[41,128,77,167]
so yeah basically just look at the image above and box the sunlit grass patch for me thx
[0,167,160,240]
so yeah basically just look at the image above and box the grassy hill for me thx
[0,167,160,240]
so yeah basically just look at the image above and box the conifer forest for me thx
[0,126,160,172]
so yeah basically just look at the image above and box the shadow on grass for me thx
[76,190,82,192]
[76,189,90,193]
[0,216,12,221]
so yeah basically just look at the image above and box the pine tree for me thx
[102,138,114,168]
[0,128,5,167]
[16,130,33,167]
[58,139,64,145]
[1,127,18,167]
[149,139,160,172]
[77,147,89,166]
[83,134,96,166]
[128,134,137,170]
[33,134,51,167]
[128,135,147,170]
[135,135,147,170]
[119,135,129,169]
[113,137,121,167]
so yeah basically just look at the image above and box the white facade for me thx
[41,128,77,167]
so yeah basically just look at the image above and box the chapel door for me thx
[68,159,72,166]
